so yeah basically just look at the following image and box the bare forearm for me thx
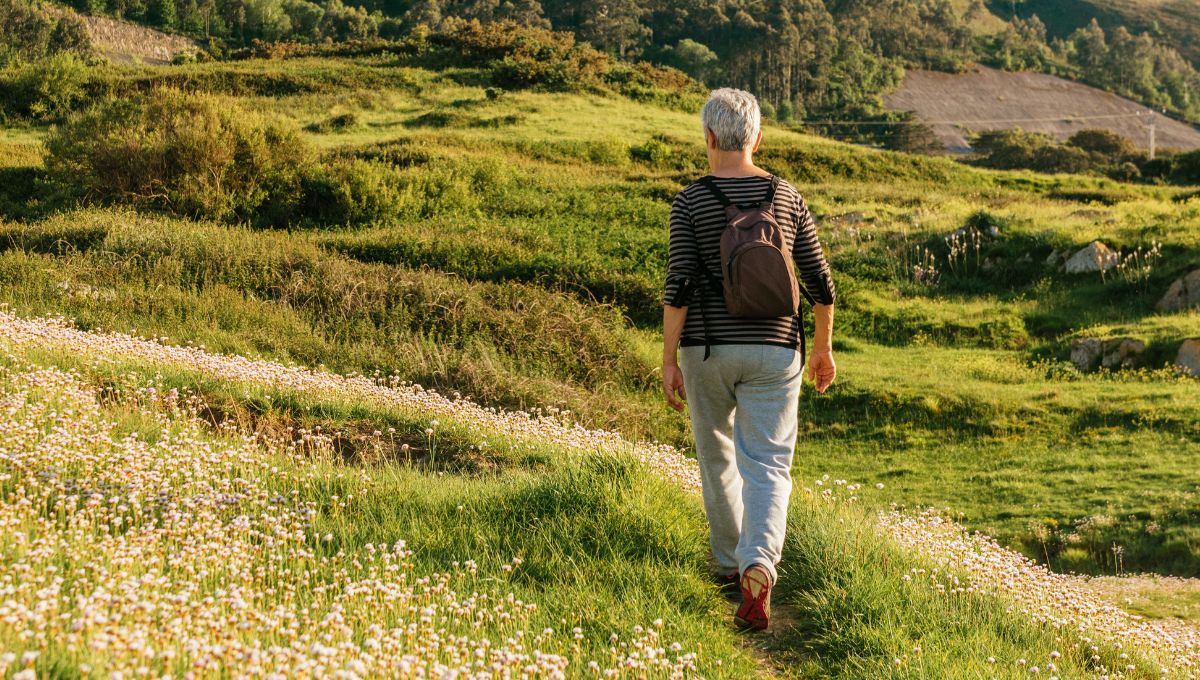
[662,305,688,364]
[811,303,834,353]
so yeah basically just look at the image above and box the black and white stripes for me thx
[664,175,835,349]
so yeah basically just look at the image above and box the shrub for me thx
[0,52,91,121]
[293,158,403,226]
[1106,161,1142,182]
[630,136,673,167]
[1170,149,1200,184]
[1031,144,1094,174]
[971,128,1049,169]
[45,88,313,222]
[427,19,704,109]
[1067,128,1138,159]
[305,111,359,132]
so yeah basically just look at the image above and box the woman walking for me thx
[661,88,837,631]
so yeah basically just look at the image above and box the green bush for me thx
[45,88,312,222]
[294,158,404,226]
[1170,149,1200,184]
[304,111,359,132]
[0,0,92,64]
[1067,128,1138,159]
[0,52,91,121]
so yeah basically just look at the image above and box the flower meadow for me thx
[881,510,1199,678]
[0,309,1197,678]
[0,315,702,677]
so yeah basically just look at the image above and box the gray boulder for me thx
[1065,242,1118,274]
[1071,338,1102,372]
[1175,339,1200,377]
[1071,337,1145,372]
[1100,338,1145,370]
[1156,270,1200,312]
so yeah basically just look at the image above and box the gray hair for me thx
[700,88,761,152]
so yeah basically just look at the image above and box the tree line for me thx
[9,0,1200,127]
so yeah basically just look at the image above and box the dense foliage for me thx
[46,89,313,221]
[0,0,92,65]
[42,88,433,227]
[44,0,1200,127]
[971,126,1200,182]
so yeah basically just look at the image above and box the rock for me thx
[1155,270,1200,312]
[1175,339,1200,377]
[1044,249,1063,266]
[1017,252,1033,264]
[1100,338,1144,370]
[1073,337,1146,372]
[1071,337,1102,372]
[1064,241,1118,274]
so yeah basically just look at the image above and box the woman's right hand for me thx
[663,363,688,412]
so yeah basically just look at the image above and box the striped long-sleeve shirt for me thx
[664,175,836,349]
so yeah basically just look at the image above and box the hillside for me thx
[0,39,1199,676]
[884,65,1200,152]
[78,11,196,63]
[993,0,1200,68]
[43,4,197,63]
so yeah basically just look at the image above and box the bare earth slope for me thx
[46,5,196,64]
[885,65,1200,153]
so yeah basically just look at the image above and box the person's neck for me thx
[708,151,766,178]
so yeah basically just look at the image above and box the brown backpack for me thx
[697,174,811,317]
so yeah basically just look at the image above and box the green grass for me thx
[1,51,1199,590]
[0,337,1168,678]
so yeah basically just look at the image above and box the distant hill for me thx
[884,65,1200,153]
[991,0,1200,68]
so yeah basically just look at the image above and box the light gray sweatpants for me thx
[680,344,803,584]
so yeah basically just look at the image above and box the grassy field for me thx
[0,312,1177,678]
[0,45,1198,675]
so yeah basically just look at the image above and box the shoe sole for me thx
[734,567,771,631]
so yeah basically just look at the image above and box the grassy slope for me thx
[0,322,1166,678]
[1,54,1198,583]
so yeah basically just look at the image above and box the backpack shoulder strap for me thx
[697,176,731,208]
[762,175,780,207]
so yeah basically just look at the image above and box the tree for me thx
[146,0,177,28]
[48,15,93,55]
[1069,18,1109,74]
[887,117,942,154]
[403,0,442,28]
[282,0,324,38]
[72,0,106,17]
[663,38,716,81]
[244,0,291,39]
[496,0,547,27]
[0,0,55,60]
[577,0,650,59]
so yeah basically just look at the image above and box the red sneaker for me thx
[734,565,772,631]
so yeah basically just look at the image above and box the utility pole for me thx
[1149,114,1156,160]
